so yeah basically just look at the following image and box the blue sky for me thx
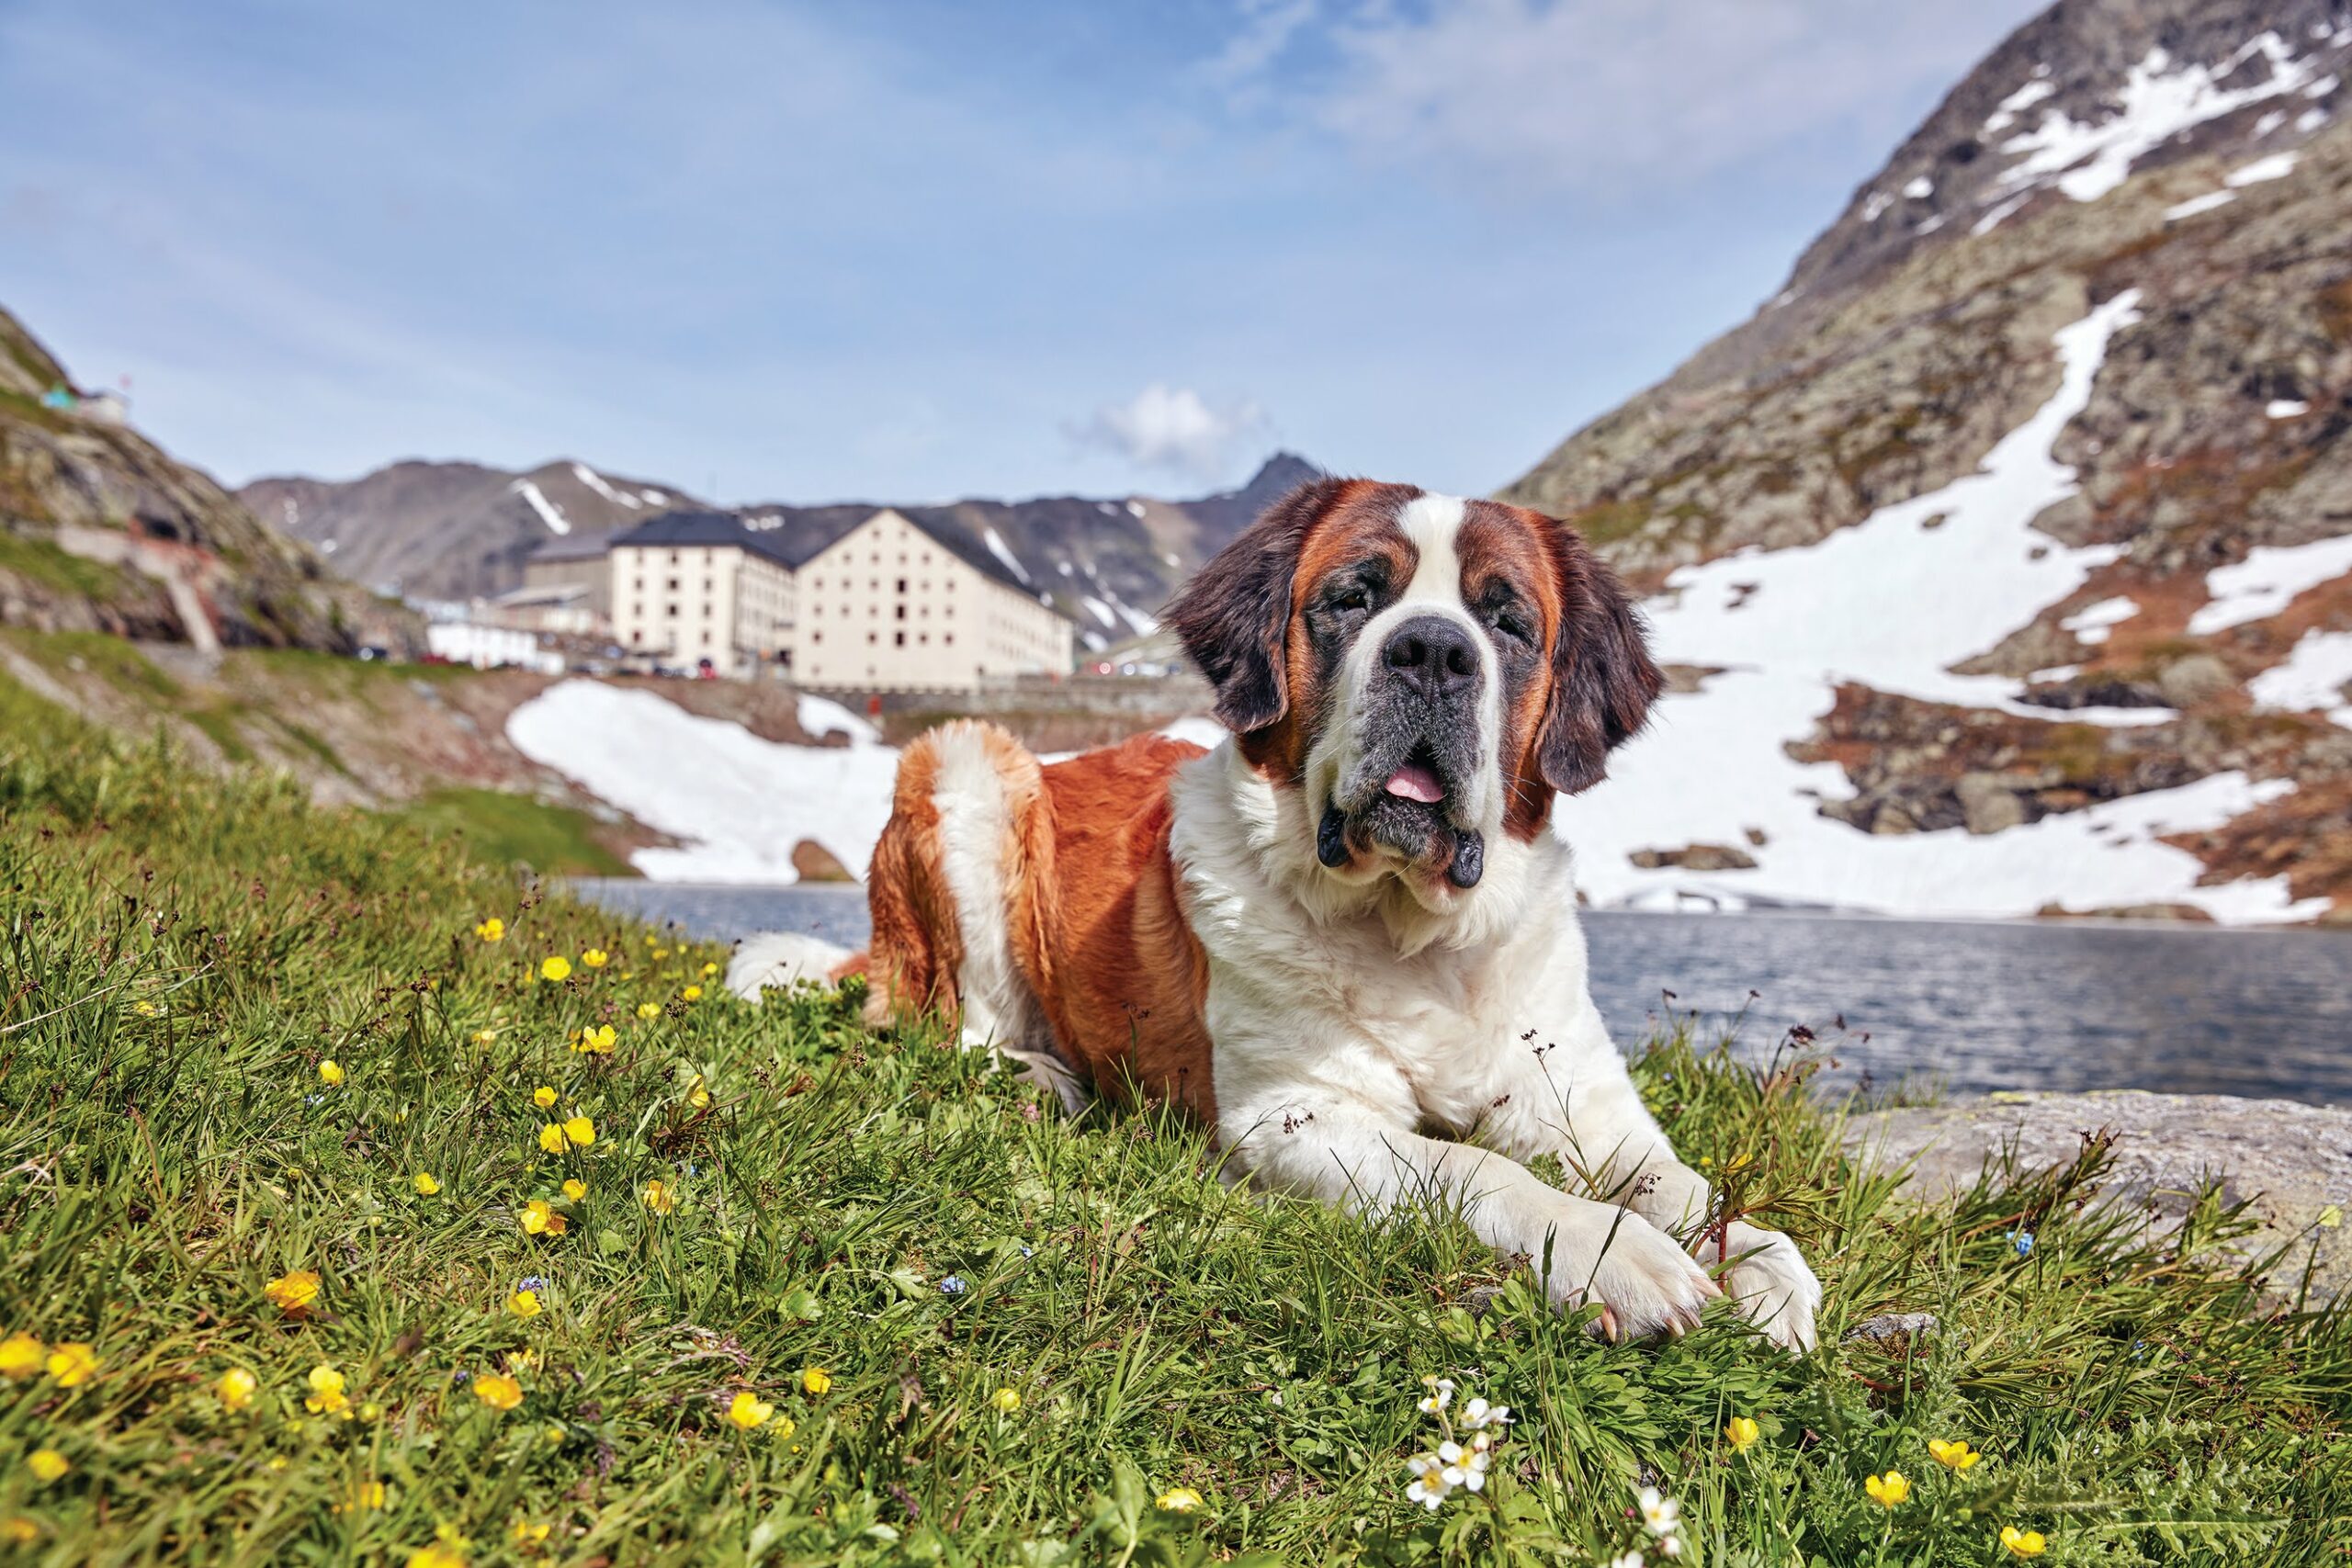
[3,1,2044,504]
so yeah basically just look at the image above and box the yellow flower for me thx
[408,1543,468,1568]
[510,1517,552,1550]
[563,1116,595,1148]
[582,948,609,968]
[334,1480,388,1514]
[651,946,670,962]
[413,1171,441,1196]
[799,1367,831,1395]
[520,1200,565,1236]
[991,1387,1022,1413]
[0,1334,45,1380]
[773,1414,797,1440]
[511,1348,537,1372]
[682,985,703,1002]
[543,1422,566,1444]
[726,1391,775,1430]
[360,1402,382,1421]
[533,1085,558,1108]
[218,1367,258,1411]
[561,1179,587,1202]
[636,1002,662,1021]
[475,918,505,942]
[572,1024,616,1055]
[473,1372,524,1411]
[507,1290,542,1319]
[540,956,571,983]
[1155,1486,1204,1514]
[2,1519,39,1546]
[1864,1471,1910,1509]
[135,999,160,1017]
[26,1450,67,1483]
[473,1029,499,1046]
[266,1269,322,1314]
[1928,1438,1981,1472]
[686,1077,712,1110]
[641,1179,675,1214]
[537,1122,567,1156]
[304,1363,349,1416]
[2000,1526,2048,1558]
[1726,1416,1760,1450]
[318,1059,345,1086]
[701,962,719,977]
[45,1342,97,1388]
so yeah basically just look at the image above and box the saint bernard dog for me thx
[731,479,1821,1348]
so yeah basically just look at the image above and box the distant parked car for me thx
[354,645,390,662]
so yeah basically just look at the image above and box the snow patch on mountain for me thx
[510,479,571,536]
[982,526,1033,584]
[2188,535,2352,633]
[1553,290,2321,923]
[509,681,899,883]
[570,463,640,509]
[2249,631,2352,728]
[1992,32,2322,205]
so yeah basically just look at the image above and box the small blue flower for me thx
[303,1093,325,1107]
[2007,1229,2035,1258]
[519,1275,549,1294]
[1019,1245,1035,1258]
[940,1275,967,1295]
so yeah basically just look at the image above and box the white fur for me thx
[1170,737,1821,1349]
[725,931,854,998]
[926,726,1089,1111]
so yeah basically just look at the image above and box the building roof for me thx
[525,532,614,565]
[607,509,802,570]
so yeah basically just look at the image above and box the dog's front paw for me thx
[1704,1221,1821,1352]
[1540,1206,1719,1341]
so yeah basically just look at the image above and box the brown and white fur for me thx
[730,479,1821,1348]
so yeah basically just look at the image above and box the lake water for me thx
[571,879,2352,1109]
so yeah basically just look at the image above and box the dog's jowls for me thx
[733,479,1822,1349]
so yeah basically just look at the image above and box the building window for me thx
[633,576,644,591]
[918,633,928,645]
[666,578,680,592]
[666,604,678,618]
[895,604,907,620]
[669,550,680,565]
[812,630,822,643]
[867,631,877,644]
[896,578,908,593]
[944,633,954,646]
[894,631,906,647]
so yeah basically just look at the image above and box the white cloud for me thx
[1069,383,1271,486]
[1238,0,2045,194]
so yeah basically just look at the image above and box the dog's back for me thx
[862,722,1212,1113]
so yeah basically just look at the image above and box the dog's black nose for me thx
[1381,615,1478,700]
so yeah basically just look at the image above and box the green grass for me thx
[1,674,2348,1565]
[0,533,141,601]
[394,788,635,879]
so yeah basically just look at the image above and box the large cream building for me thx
[608,512,799,679]
[793,508,1072,691]
[605,506,1072,690]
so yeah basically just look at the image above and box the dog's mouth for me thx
[1318,742,1485,889]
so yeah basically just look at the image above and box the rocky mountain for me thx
[244,450,1322,654]
[1501,0,2352,924]
[0,305,414,655]
[240,458,695,605]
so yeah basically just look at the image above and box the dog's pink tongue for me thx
[1384,762,1446,804]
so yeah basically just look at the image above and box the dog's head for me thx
[1167,479,1660,910]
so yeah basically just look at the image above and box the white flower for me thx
[1637,1485,1681,1538]
[1405,1451,1453,1510]
[1657,1537,1682,1559]
[1416,1376,1455,1416]
[1609,1554,1646,1568]
[1459,1395,1512,1430]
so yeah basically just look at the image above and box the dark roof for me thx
[608,509,802,570]
[525,532,615,564]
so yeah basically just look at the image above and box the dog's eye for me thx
[1333,587,1370,612]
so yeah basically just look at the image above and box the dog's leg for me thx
[1468,1024,1822,1352]
[1223,1087,1718,1339]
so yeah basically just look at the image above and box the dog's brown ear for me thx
[1166,478,1342,733]
[1536,520,1663,795]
